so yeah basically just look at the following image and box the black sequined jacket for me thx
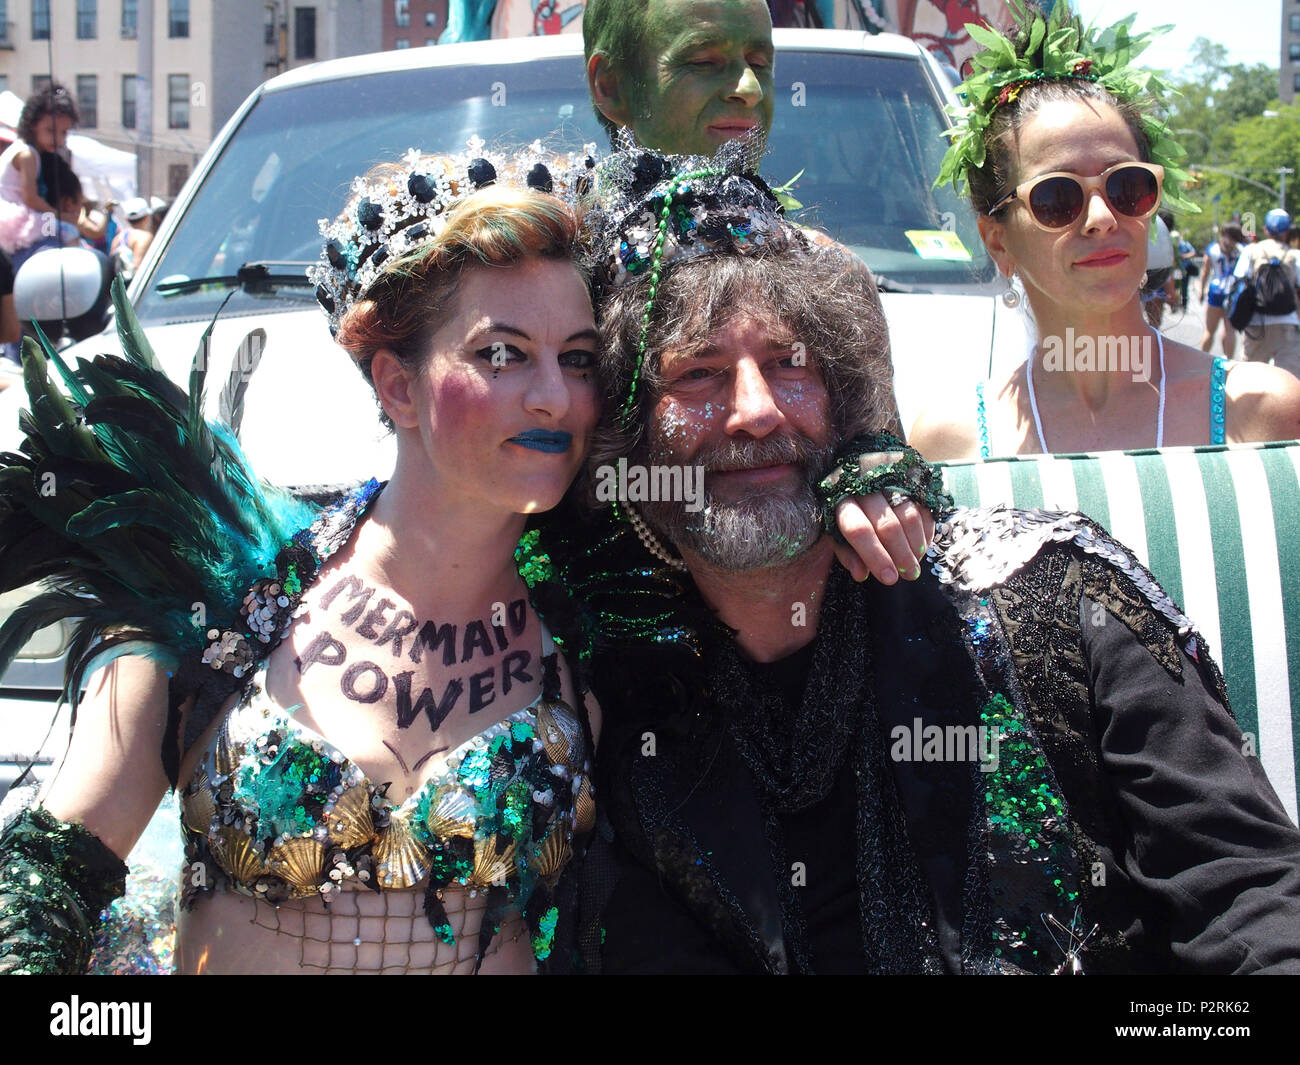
[569,506,1300,974]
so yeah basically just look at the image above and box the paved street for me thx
[1159,289,1221,354]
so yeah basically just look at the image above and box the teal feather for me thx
[66,489,199,540]
[31,329,91,409]
[109,275,163,373]
[99,353,187,411]
[0,278,320,710]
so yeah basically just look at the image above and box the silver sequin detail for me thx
[929,505,1197,643]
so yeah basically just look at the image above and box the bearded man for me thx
[549,147,1300,975]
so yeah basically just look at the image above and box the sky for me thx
[1072,0,1280,73]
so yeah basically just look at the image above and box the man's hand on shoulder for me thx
[832,494,933,585]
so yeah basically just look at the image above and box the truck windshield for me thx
[135,49,994,323]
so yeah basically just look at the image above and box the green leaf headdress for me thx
[935,0,1198,215]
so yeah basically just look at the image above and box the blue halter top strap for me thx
[1211,357,1228,445]
[975,380,991,460]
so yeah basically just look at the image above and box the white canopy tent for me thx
[0,89,137,205]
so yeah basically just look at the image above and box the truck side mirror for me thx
[13,248,104,323]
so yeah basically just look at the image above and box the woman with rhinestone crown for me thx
[0,136,928,974]
[0,143,609,975]
[909,4,1300,461]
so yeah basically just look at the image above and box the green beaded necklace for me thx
[616,167,724,432]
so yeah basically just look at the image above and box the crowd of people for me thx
[0,0,1297,980]
[0,82,168,368]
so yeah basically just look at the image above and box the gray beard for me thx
[637,434,834,573]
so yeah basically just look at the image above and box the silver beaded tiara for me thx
[309,138,599,335]
[584,129,806,295]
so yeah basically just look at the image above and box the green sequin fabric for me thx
[0,805,128,975]
[979,691,1080,966]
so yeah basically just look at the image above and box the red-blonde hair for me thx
[332,164,585,427]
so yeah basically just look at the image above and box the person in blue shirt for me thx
[1199,222,1242,356]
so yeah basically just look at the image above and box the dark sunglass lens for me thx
[1107,166,1159,217]
[1028,176,1084,228]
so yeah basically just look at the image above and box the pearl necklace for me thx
[624,503,689,572]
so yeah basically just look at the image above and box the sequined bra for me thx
[179,625,593,959]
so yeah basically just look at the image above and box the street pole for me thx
[137,0,154,200]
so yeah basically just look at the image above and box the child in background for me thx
[0,84,78,265]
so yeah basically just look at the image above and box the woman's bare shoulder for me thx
[1224,360,1300,443]
[909,388,983,462]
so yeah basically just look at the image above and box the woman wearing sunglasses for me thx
[912,7,1300,460]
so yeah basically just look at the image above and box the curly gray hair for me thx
[584,240,896,500]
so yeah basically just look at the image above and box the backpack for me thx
[1228,250,1298,330]
[1256,256,1298,315]
[1227,274,1256,330]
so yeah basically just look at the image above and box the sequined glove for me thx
[818,432,954,540]
[0,805,127,975]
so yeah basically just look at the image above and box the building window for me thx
[1294,72,1300,92]
[264,5,275,44]
[426,10,436,25]
[122,75,137,129]
[76,0,96,38]
[168,74,189,129]
[395,37,409,48]
[32,0,49,39]
[76,75,97,128]
[168,164,189,196]
[395,0,409,27]
[32,74,51,94]
[0,76,8,93]
[1292,13,1300,32]
[122,0,137,37]
[294,6,315,59]
[169,0,189,37]
[0,0,10,48]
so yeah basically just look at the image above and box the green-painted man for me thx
[584,0,775,156]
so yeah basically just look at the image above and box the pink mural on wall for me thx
[491,0,584,37]
[879,0,1020,73]
[481,0,1027,75]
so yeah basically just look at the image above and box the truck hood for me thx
[0,309,395,489]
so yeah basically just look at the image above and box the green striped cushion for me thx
[940,441,1300,824]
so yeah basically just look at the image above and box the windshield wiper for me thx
[871,273,929,294]
[155,261,315,296]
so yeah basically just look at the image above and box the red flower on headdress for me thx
[996,82,1025,107]
[1072,59,1094,76]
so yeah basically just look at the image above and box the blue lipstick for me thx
[509,430,573,454]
